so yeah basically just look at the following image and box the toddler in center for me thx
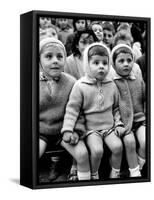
[61,43,125,179]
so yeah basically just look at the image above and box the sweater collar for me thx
[113,71,136,80]
[81,75,112,85]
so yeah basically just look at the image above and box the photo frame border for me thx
[20,10,151,189]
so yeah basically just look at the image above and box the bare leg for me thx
[61,140,90,173]
[86,133,103,175]
[136,125,146,170]
[104,132,123,170]
[136,125,146,159]
[123,132,138,169]
[39,138,47,158]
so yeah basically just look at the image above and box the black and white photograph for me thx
[20,10,150,189]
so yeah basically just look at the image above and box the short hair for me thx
[88,45,109,61]
[113,30,134,47]
[102,22,115,35]
[72,29,98,57]
[112,47,133,64]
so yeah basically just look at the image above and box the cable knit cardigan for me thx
[61,76,124,134]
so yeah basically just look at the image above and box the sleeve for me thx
[61,82,83,134]
[113,85,124,127]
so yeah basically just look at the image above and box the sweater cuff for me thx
[61,128,73,135]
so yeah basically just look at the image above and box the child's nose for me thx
[124,61,129,66]
[52,56,58,63]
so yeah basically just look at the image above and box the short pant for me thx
[85,127,115,139]
[132,121,146,133]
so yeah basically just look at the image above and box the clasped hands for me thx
[114,126,126,137]
[62,131,79,145]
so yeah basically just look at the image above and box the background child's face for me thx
[58,18,68,29]
[103,30,113,47]
[40,28,58,41]
[40,17,51,28]
[40,46,65,78]
[78,33,95,55]
[89,55,109,80]
[114,53,133,76]
[92,24,103,41]
[45,28,58,39]
[75,20,86,31]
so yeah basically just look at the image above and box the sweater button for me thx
[100,89,103,93]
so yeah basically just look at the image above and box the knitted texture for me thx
[61,76,123,134]
[114,76,145,134]
[40,72,76,136]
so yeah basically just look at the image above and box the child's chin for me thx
[49,72,61,79]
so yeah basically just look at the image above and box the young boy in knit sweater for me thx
[111,44,146,177]
[61,43,125,180]
[39,38,88,181]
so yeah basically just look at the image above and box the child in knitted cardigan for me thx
[39,37,89,181]
[111,44,146,177]
[62,43,125,180]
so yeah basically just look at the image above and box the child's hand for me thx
[62,132,73,143]
[70,132,79,145]
[115,126,126,137]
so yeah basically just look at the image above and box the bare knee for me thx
[90,146,104,160]
[39,139,47,158]
[138,137,145,151]
[124,135,136,153]
[76,148,89,165]
[111,141,123,156]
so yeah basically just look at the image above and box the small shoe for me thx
[68,170,78,181]
[48,162,60,181]
[109,170,120,178]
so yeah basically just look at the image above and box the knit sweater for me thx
[64,54,85,80]
[113,72,145,134]
[61,76,123,134]
[39,72,76,136]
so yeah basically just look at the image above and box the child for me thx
[110,30,143,79]
[64,29,98,80]
[102,21,115,50]
[111,44,146,176]
[39,24,58,41]
[91,21,104,43]
[56,18,73,45]
[65,19,88,56]
[39,37,86,180]
[113,29,142,61]
[39,17,52,29]
[61,43,125,180]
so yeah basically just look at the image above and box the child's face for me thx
[92,24,103,41]
[103,30,113,47]
[75,20,86,31]
[58,18,68,29]
[78,33,95,55]
[40,46,65,78]
[46,28,58,39]
[114,53,133,77]
[89,55,109,80]
[40,17,51,28]
[40,28,58,41]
